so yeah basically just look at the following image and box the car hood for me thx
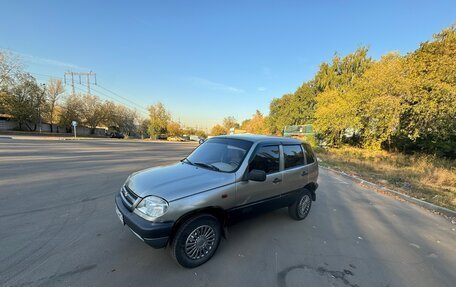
[126,162,236,201]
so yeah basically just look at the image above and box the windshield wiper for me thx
[181,158,194,166]
[194,162,220,171]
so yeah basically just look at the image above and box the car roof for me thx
[214,134,303,145]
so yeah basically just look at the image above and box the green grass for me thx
[316,146,456,211]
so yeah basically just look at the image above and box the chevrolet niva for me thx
[115,135,318,268]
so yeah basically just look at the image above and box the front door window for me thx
[249,145,280,174]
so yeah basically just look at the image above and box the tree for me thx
[313,47,372,146]
[139,118,150,139]
[243,110,269,134]
[80,95,104,134]
[263,25,455,157]
[148,102,170,139]
[314,47,372,92]
[222,116,239,130]
[240,119,251,130]
[182,127,207,138]
[353,53,409,150]
[314,89,362,146]
[167,121,182,136]
[0,91,8,114]
[293,82,317,123]
[116,106,138,136]
[268,95,290,135]
[194,129,207,138]
[101,100,117,129]
[210,124,227,136]
[399,26,456,156]
[59,94,84,132]
[102,101,138,136]
[0,53,48,131]
[267,82,317,135]
[44,79,64,132]
[1,73,44,131]
[0,51,23,89]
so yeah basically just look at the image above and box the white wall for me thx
[0,120,18,130]
[0,119,107,136]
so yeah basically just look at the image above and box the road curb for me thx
[2,135,199,143]
[320,165,456,219]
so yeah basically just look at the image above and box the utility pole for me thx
[87,73,91,95]
[64,72,75,95]
[64,71,96,95]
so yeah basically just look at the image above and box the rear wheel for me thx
[288,189,312,220]
[171,214,221,268]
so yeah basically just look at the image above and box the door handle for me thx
[273,178,282,184]
[301,170,308,176]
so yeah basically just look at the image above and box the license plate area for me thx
[116,206,124,225]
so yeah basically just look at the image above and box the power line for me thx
[96,83,148,112]
[30,72,143,110]
[29,72,63,80]
[90,83,149,113]
[79,83,149,114]
[74,84,148,117]
[29,72,148,117]
[32,72,204,128]
[66,73,149,114]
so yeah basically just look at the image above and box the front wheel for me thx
[171,214,221,268]
[288,190,312,220]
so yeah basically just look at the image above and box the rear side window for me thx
[249,145,280,174]
[302,143,315,164]
[283,145,304,169]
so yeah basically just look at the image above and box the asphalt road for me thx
[0,139,455,287]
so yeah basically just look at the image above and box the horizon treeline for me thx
[262,25,455,157]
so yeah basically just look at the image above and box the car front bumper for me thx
[115,193,174,248]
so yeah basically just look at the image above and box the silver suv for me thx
[115,135,318,268]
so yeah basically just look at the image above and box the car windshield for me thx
[186,138,253,172]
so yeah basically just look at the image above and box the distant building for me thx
[0,114,16,131]
[229,128,247,135]
[283,124,314,137]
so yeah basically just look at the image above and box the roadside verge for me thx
[320,165,456,221]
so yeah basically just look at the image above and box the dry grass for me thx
[316,146,456,211]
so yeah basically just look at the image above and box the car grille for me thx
[121,185,139,211]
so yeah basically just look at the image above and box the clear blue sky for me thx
[1,0,455,129]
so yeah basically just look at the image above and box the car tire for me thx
[288,189,312,221]
[171,214,221,268]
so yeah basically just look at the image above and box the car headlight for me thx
[135,196,169,220]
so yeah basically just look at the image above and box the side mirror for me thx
[247,169,267,182]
